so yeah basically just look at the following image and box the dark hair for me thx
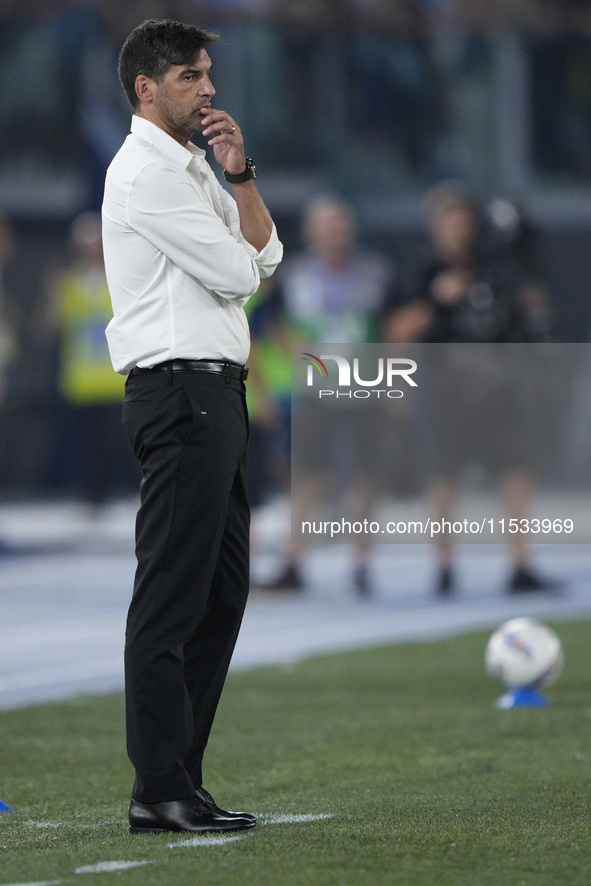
[118,19,220,109]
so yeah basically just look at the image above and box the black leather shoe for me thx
[129,795,257,834]
[195,787,257,825]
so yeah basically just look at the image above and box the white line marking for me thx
[74,861,151,874]
[262,813,334,825]
[168,834,248,848]
[167,814,334,848]
[24,819,126,829]
[1,881,62,886]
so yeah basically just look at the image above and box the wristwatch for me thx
[223,158,256,184]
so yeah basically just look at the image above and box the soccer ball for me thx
[484,618,563,690]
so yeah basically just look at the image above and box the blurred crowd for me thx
[250,184,564,596]
[4,0,591,205]
[5,0,591,32]
[1,181,586,606]
[0,179,563,501]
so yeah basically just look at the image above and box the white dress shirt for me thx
[102,115,283,373]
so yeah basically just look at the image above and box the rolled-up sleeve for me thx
[128,160,262,301]
[216,180,283,280]
[238,223,283,279]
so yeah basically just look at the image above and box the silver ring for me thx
[230,125,236,134]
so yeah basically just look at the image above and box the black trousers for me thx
[122,369,250,803]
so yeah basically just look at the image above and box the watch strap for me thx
[224,158,256,184]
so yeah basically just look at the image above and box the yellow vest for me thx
[57,266,124,405]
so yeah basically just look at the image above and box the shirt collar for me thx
[130,115,206,170]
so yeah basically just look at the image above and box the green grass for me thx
[1,621,590,886]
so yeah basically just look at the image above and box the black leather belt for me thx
[130,359,249,381]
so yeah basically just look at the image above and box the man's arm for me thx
[201,106,274,252]
[227,179,273,253]
[127,161,262,301]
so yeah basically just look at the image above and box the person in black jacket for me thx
[384,181,560,597]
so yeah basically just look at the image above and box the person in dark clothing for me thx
[384,181,560,597]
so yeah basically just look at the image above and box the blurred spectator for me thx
[385,181,553,344]
[42,212,136,506]
[281,195,393,341]
[254,195,395,595]
[384,181,559,596]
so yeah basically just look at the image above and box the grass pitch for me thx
[0,620,590,886]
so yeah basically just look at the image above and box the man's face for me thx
[152,49,215,139]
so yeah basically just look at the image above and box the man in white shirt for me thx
[102,19,282,835]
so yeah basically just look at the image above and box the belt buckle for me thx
[223,361,248,381]
[220,361,248,381]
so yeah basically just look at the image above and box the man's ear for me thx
[135,75,157,105]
